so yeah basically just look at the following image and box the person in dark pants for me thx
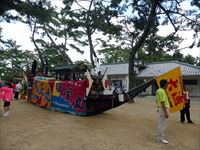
[27,73,34,102]
[14,82,22,100]
[180,85,193,124]
[1,82,14,117]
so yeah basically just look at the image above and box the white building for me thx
[99,61,200,97]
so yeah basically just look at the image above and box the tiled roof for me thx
[137,61,200,78]
[91,63,128,75]
[98,61,200,77]
[99,63,128,75]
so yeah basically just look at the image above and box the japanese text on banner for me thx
[156,67,184,112]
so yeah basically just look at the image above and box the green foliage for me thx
[99,45,199,66]
[98,46,129,64]
[183,54,197,65]
[137,48,172,63]
[0,0,199,82]
[0,48,37,80]
[172,50,184,62]
[111,0,123,7]
[0,0,53,23]
[196,57,200,66]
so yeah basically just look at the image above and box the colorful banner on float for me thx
[31,79,53,109]
[51,80,85,115]
[31,77,86,115]
[156,67,184,112]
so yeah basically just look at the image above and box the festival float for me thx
[28,60,155,116]
[29,60,184,116]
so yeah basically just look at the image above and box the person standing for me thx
[27,73,34,102]
[0,81,14,117]
[0,79,2,88]
[180,85,193,124]
[14,82,22,100]
[0,79,3,100]
[156,79,170,144]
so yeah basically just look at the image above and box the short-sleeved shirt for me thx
[0,86,13,102]
[156,88,170,109]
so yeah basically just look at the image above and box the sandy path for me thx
[0,97,200,150]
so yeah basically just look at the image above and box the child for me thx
[0,82,13,117]
[180,85,193,123]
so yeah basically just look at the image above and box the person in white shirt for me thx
[14,82,22,100]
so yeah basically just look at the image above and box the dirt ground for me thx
[0,96,200,150]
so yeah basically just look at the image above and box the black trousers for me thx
[14,92,19,99]
[180,103,191,122]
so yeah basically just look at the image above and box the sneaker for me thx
[188,121,194,124]
[2,111,9,117]
[157,139,169,144]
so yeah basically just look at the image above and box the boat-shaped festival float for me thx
[29,63,154,116]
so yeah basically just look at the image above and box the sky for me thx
[158,25,200,58]
[1,0,199,62]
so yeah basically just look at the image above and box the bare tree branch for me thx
[74,0,88,11]
[157,3,178,32]
[42,25,74,64]
[31,20,45,68]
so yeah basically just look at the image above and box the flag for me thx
[84,70,93,96]
[102,73,109,91]
[156,67,184,112]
